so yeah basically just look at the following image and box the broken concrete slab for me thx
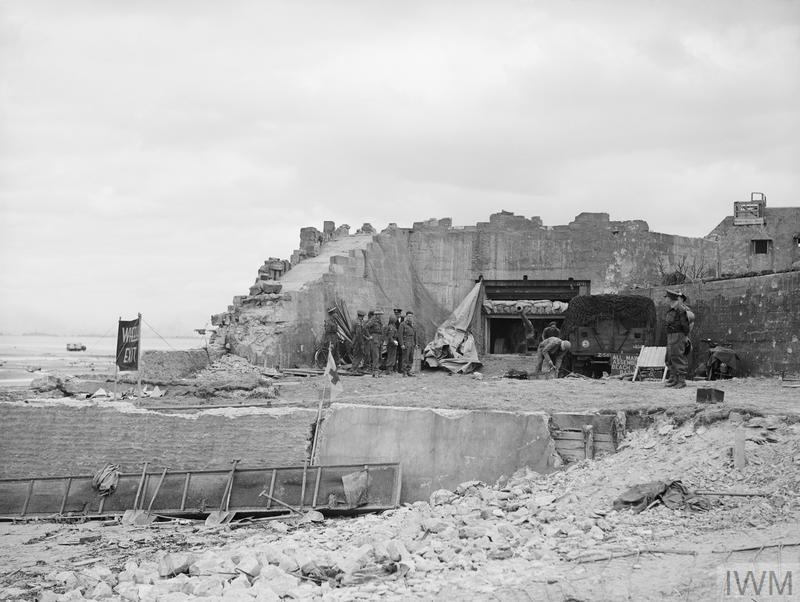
[314,404,560,503]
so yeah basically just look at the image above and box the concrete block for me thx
[696,388,725,403]
[315,404,558,503]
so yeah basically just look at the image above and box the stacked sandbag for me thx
[481,300,569,315]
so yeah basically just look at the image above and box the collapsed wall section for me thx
[0,402,315,478]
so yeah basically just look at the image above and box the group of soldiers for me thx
[322,307,419,377]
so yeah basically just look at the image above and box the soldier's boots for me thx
[673,377,686,389]
[664,376,678,387]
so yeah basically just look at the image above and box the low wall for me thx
[0,401,315,478]
[629,271,800,376]
[314,404,559,503]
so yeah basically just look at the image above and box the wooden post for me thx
[309,383,328,465]
[114,316,120,400]
[136,313,142,397]
[583,424,595,460]
[734,428,746,470]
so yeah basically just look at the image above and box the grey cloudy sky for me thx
[1,1,798,336]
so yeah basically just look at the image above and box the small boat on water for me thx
[66,343,86,352]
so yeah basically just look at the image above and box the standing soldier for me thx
[384,315,399,376]
[365,309,384,377]
[392,308,404,372]
[350,310,366,371]
[398,311,418,376]
[664,290,691,389]
[322,307,340,362]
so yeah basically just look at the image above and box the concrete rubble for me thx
[5,411,798,601]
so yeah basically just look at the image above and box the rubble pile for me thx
[12,414,800,601]
[192,355,277,399]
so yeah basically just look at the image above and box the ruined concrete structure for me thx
[708,193,800,275]
[212,211,715,366]
[211,194,798,375]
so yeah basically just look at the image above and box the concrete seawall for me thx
[2,401,614,505]
[315,404,560,503]
[0,401,315,478]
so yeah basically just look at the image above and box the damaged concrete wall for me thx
[708,206,800,275]
[403,212,716,316]
[630,270,800,376]
[314,403,559,503]
[214,212,716,365]
[0,402,315,478]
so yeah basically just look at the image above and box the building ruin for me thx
[211,194,799,376]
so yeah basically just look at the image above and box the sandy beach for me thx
[0,334,201,388]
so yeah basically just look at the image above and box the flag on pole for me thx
[324,348,343,399]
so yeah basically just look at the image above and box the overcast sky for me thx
[1,1,798,336]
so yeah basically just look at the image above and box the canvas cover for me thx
[422,281,483,373]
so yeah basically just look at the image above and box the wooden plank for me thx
[551,413,615,435]
[554,431,585,441]
[555,440,587,451]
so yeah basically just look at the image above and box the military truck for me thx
[561,294,657,377]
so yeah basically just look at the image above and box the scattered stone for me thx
[30,374,62,392]
[430,489,456,506]
[159,552,195,578]
[89,581,114,599]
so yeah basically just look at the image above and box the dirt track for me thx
[272,355,800,419]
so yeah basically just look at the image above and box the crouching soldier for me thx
[532,337,571,377]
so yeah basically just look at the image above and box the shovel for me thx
[205,459,239,527]
[128,467,168,526]
[133,467,168,526]
[122,462,149,526]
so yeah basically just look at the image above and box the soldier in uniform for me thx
[664,289,691,389]
[392,309,404,372]
[384,315,399,375]
[350,310,366,371]
[532,337,571,377]
[542,321,560,340]
[365,309,384,377]
[322,306,341,362]
[398,311,419,376]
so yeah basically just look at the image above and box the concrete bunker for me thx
[480,278,590,355]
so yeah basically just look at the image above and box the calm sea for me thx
[0,334,205,387]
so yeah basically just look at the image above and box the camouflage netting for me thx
[561,294,657,333]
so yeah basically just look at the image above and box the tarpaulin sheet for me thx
[422,281,482,374]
